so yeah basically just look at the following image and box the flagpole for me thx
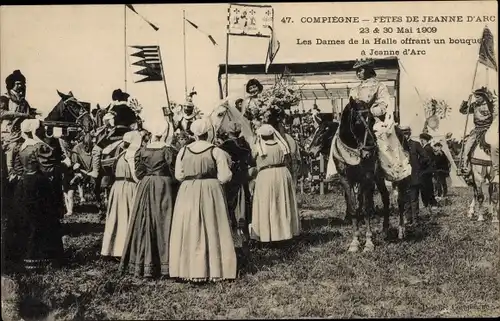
[225,32,230,98]
[124,4,128,92]
[157,46,171,108]
[458,59,480,172]
[183,10,188,96]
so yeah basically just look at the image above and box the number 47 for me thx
[281,17,292,23]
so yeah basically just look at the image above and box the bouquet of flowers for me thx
[244,78,302,129]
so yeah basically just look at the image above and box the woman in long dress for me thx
[250,124,301,243]
[349,59,411,182]
[14,119,64,272]
[169,118,237,282]
[101,131,142,259]
[119,123,176,278]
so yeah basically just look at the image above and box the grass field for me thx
[2,187,500,320]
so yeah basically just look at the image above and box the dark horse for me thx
[308,97,411,253]
[44,90,94,153]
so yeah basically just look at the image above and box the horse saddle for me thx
[330,132,361,166]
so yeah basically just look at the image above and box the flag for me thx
[227,3,274,37]
[478,26,498,71]
[185,18,218,46]
[126,4,159,31]
[265,25,280,73]
[130,46,163,83]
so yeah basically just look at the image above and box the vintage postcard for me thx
[0,2,498,320]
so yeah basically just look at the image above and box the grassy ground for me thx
[3,187,500,320]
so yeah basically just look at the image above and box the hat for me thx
[399,125,411,132]
[191,118,212,136]
[256,124,275,136]
[184,95,195,108]
[353,58,375,69]
[227,121,242,134]
[5,70,26,90]
[419,132,432,141]
[112,89,130,102]
[473,87,495,103]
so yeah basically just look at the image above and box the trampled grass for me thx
[2,187,500,320]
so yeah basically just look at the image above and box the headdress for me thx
[473,86,496,104]
[254,124,290,156]
[112,89,130,102]
[191,118,212,137]
[353,58,375,69]
[6,70,26,91]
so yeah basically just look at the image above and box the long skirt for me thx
[169,178,237,282]
[119,176,173,278]
[375,124,412,182]
[14,172,64,272]
[250,167,301,242]
[101,180,137,257]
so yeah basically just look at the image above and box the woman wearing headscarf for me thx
[119,122,176,278]
[13,119,64,272]
[250,124,301,244]
[169,118,237,282]
[101,131,142,259]
[348,58,411,182]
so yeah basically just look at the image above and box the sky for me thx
[1,2,498,137]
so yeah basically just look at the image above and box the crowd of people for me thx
[1,59,498,285]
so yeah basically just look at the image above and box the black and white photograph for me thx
[0,2,498,320]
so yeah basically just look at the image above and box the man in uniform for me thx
[459,87,495,175]
[0,70,38,175]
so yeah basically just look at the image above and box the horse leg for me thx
[490,182,499,223]
[376,175,391,236]
[397,178,411,240]
[363,182,375,252]
[338,175,352,222]
[347,184,360,253]
[476,177,486,222]
[467,192,476,219]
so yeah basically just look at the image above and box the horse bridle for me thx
[351,108,377,152]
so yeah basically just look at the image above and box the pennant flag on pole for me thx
[265,26,280,73]
[130,46,163,83]
[126,4,159,31]
[478,26,498,71]
[185,18,218,46]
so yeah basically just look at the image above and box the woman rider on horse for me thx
[348,58,412,182]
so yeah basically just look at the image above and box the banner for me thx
[227,4,274,37]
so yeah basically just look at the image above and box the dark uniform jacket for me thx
[403,138,431,185]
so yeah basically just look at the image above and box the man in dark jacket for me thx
[401,126,430,223]
[432,142,450,199]
[420,132,439,214]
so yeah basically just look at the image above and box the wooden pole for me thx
[124,5,128,92]
[225,33,230,97]
[157,46,171,108]
[458,59,480,171]
[183,10,188,97]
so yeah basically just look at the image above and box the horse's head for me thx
[45,90,94,133]
[308,121,339,158]
[338,97,377,157]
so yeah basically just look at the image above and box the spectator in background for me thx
[420,133,439,214]
[235,98,244,113]
[432,142,450,200]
